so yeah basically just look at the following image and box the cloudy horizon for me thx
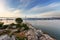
[0,0,60,18]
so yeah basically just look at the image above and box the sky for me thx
[0,0,60,18]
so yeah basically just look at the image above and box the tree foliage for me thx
[15,18,23,24]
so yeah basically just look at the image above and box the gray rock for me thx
[25,23,56,40]
[39,34,56,40]
[0,23,56,40]
[25,29,56,40]
[0,35,15,40]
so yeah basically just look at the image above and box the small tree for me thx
[15,18,29,30]
[15,18,23,24]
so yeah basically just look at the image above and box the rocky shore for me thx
[0,23,56,40]
[0,18,56,40]
[25,23,56,40]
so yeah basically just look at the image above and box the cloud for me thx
[0,9,25,17]
[29,2,60,13]
[35,11,60,18]
[18,0,33,9]
[18,0,41,9]
[25,2,60,18]
[4,2,60,18]
[48,2,60,8]
[1,0,60,18]
[25,11,60,18]
[0,0,25,17]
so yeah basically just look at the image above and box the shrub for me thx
[0,22,4,28]
[15,18,23,24]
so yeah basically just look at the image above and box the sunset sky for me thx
[0,0,60,18]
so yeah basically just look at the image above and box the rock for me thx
[25,23,56,40]
[25,29,55,40]
[25,29,38,40]
[39,34,56,40]
[0,23,56,40]
[0,34,15,40]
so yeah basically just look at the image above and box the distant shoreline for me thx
[0,17,60,20]
[24,18,60,20]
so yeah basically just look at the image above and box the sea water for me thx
[25,20,60,40]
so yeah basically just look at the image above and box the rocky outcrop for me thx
[25,23,56,40]
[25,29,56,40]
[0,23,56,40]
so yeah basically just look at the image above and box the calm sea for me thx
[25,20,60,40]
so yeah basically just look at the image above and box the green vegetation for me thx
[3,25,9,29]
[15,18,23,24]
[0,18,29,40]
[15,18,29,31]
[0,22,4,28]
[15,18,29,40]
[0,22,8,29]
[14,18,29,40]
[22,23,29,30]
